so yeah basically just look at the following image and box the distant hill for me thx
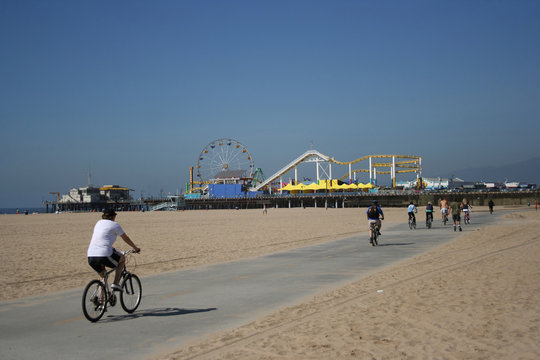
[434,157,540,184]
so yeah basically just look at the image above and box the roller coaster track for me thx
[250,150,421,191]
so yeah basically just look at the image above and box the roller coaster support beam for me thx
[369,157,373,184]
[417,157,422,188]
[328,163,332,180]
[392,156,396,188]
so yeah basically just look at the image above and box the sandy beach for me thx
[1,206,539,359]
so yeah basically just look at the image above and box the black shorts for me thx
[88,249,122,274]
[452,214,461,222]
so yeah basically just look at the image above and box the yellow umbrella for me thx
[305,182,324,190]
[279,183,296,191]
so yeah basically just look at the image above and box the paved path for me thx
[0,210,502,360]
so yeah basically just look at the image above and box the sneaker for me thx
[111,283,123,292]
[459,227,462,231]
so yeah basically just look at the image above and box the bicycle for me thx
[369,221,380,246]
[442,212,448,225]
[82,249,142,322]
[408,214,416,230]
[464,210,471,224]
[426,213,433,229]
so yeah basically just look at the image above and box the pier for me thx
[42,190,539,212]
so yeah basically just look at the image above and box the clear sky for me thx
[1,0,539,207]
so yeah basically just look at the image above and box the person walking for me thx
[449,201,462,232]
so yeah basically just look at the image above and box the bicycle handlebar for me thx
[122,249,140,255]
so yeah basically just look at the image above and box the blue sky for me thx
[1,0,539,207]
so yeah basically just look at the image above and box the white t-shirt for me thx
[87,219,125,257]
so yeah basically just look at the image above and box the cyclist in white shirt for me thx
[407,201,417,224]
[87,209,140,291]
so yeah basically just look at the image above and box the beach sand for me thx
[1,206,539,358]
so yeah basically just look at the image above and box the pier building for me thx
[45,185,138,212]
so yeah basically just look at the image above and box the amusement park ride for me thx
[187,138,423,195]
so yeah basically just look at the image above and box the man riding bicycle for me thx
[425,201,434,225]
[440,197,449,223]
[367,200,384,246]
[407,201,417,224]
[87,209,141,292]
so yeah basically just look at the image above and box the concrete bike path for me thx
[0,210,501,360]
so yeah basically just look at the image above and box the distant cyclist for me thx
[425,201,434,225]
[367,200,384,245]
[462,198,472,222]
[449,201,462,232]
[407,201,417,225]
[440,197,449,223]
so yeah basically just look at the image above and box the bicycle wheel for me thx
[82,280,107,322]
[372,230,378,246]
[120,273,142,313]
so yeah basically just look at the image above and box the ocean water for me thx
[0,207,47,215]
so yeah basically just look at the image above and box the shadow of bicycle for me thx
[376,242,415,247]
[103,307,217,322]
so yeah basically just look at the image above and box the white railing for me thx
[151,202,174,211]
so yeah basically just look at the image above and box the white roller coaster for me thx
[250,150,422,192]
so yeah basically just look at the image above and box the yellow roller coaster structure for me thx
[332,155,421,182]
[251,150,422,191]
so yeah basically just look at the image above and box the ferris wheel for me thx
[196,138,255,183]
